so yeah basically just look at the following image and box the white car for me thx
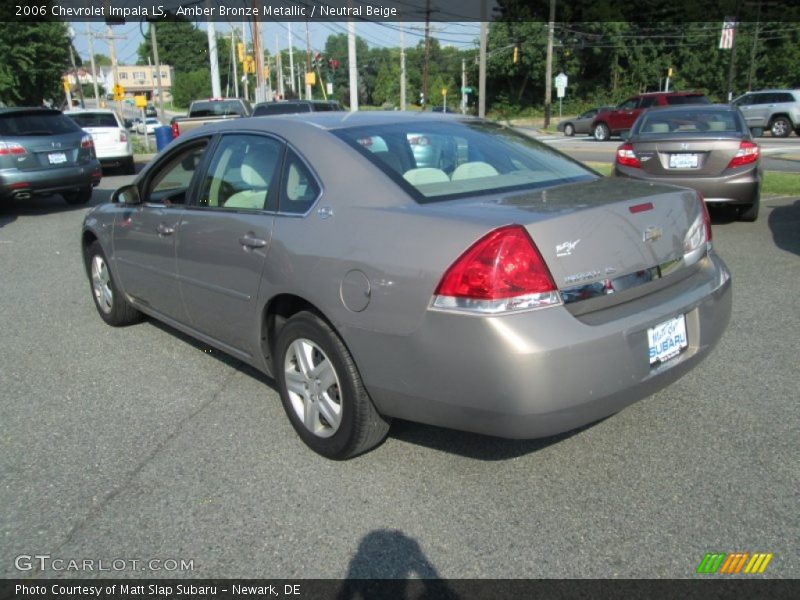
[136,117,161,136]
[65,109,135,174]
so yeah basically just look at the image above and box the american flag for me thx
[719,18,737,50]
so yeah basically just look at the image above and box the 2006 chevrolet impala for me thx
[81,112,731,459]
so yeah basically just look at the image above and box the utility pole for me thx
[347,20,358,111]
[461,58,467,114]
[288,23,295,97]
[150,23,165,116]
[305,21,313,99]
[275,34,284,99]
[252,13,265,102]
[67,28,85,107]
[422,0,432,109]
[726,2,742,102]
[206,13,222,98]
[747,1,762,91]
[478,0,487,118]
[544,0,556,128]
[231,30,239,98]
[399,21,406,110]
[85,25,100,106]
[242,24,249,102]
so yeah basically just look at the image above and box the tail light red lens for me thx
[727,140,759,168]
[171,122,180,138]
[432,225,561,314]
[0,141,27,156]
[119,131,128,143]
[616,143,641,168]
[80,134,94,149]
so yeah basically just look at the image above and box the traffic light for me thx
[237,43,245,63]
[513,46,519,63]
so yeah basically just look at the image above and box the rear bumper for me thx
[614,165,760,205]
[0,161,101,200]
[347,252,732,439]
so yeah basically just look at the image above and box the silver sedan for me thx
[81,112,731,459]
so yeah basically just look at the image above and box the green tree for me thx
[93,54,112,67]
[137,19,209,73]
[171,69,211,108]
[0,19,71,106]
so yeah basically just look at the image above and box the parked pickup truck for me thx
[171,98,252,138]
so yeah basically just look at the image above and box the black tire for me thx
[769,116,791,138]
[593,122,610,141]
[86,241,142,326]
[275,311,390,459]
[123,157,136,175]
[738,194,760,222]
[564,123,575,136]
[64,186,92,205]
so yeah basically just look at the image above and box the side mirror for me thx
[111,184,141,205]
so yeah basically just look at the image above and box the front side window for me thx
[145,141,209,205]
[197,134,283,211]
[618,99,639,110]
[639,97,658,108]
[335,121,595,203]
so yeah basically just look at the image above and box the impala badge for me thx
[643,226,663,243]
[556,239,581,257]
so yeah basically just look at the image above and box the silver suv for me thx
[732,89,800,137]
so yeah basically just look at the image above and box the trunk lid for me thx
[631,136,744,177]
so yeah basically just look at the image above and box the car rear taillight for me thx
[432,225,562,314]
[727,140,759,168]
[171,121,180,138]
[684,192,712,260]
[119,131,128,142]
[80,134,94,149]
[615,143,641,168]
[0,141,27,156]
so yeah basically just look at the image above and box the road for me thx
[528,130,800,172]
[1,171,798,580]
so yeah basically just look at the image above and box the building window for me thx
[119,72,128,80]
[133,71,146,80]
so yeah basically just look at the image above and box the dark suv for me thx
[731,89,800,137]
[0,108,101,205]
[252,100,343,116]
[590,92,710,141]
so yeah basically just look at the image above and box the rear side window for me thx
[639,97,658,108]
[279,150,320,214]
[665,95,710,105]
[0,112,81,136]
[253,103,311,116]
[774,93,795,103]
[189,100,247,117]
[67,113,119,128]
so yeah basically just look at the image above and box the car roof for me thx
[0,107,61,116]
[636,91,706,97]
[183,110,473,139]
[641,103,736,113]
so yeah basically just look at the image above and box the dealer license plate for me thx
[669,153,698,169]
[648,315,688,366]
[48,152,67,165]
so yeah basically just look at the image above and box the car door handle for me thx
[239,233,267,248]
[156,223,175,236]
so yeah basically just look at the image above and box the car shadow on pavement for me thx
[389,419,593,461]
[146,317,590,461]
[768,198,800,256]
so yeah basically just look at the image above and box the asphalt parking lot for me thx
[1,167,798,579]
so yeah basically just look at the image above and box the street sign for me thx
[461,87,473,94]
[554,73,568,88]
[134,95,147,108]
[305,72,316,86]
[557,87,566,99]
[441,88,447,96]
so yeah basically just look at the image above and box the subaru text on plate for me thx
[81,112,732,459]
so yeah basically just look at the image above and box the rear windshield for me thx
[665,95,710,105]
[0,112,81,136]
[67,112,119,128]
[253,103,312,116]
[334,120,596,203]
[189,100,249,117]
[636,109,745,135]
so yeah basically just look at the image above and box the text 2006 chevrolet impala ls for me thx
[81,112,731,459]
